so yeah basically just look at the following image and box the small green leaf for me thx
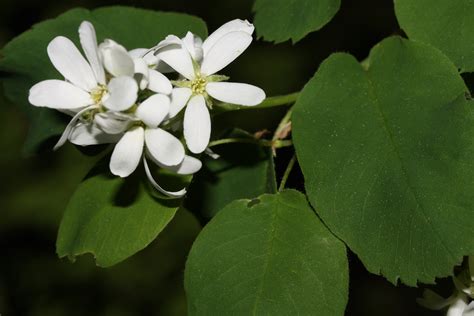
[395,0,474,72]
[56,163,188,267]
[185,130,276,219]
[293,36,474,285]
[253,0,340,43]
[0,6,207,155]
[185,190,348,315]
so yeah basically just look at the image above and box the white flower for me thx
[67,88,201,197]
[153,19,266,154]
[28,21,140,149]
[68,91,202,197]
[28,21,175,150]
[27,20,199,197]
[107,94,201,197]
[447,294,474,316]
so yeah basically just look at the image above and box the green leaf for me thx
[395,0,474,72]
[185,130,276,219]
[293,36,474,285]
[56,163,188,267]
[253,0,340,43]
[0,6,207,155]
[185,190,348,315]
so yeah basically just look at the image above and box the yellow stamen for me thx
[191,76,207,95]
[90,85,107,104]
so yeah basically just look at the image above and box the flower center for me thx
[90,85,107,104]
[191,76,207,95]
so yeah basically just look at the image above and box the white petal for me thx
[158,47,195,80]
[136,94,170,128]
[447,296,468,316]
[148,152,202,175]
[103,76,138,111]
[143,157,186,198]
[53,105,97,150]
[202,19,254,56]
[79,21,106,84]
[148,69,172,94]
[206,82,265,106]
[103,111,135,120]
[134,58,149,90]
[184,95,210,154]
[128,48,148,59]
[129,48,159,66]
[165,155,202,175]
[150,36,184,73]
[145,128,185,166]
[69,122,122,145]
[110,127,144,177]
[155,60,176,73]
[200,31,252,76]
[29,80,93,109]
[47,36,97,91]
[182,32,203,62]
[129,48,165,68]
[94,112,133,134]
[100,39,135,77]
[465,302,474,316]
[153,35,182,53]
[169,88,192,118]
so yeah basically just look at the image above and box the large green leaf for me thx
[395,0,474,72]
[0,6,207,155]
[185,190,348,315]
[185,130,276,219]
[293,36,474,285]
[253,0,340,43]
[56,163,189,267]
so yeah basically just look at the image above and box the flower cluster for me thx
[28,20,265,197]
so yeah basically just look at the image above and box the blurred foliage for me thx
[0,0,448,315]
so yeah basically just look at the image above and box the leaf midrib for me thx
[364,70,457,266]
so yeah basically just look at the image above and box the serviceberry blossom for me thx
[27,21,201,197]
[28,21,138,149]
[105,93,201,197]
[153,19,266,154]
[26,18,265,197]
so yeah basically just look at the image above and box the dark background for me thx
[0,0,449,315]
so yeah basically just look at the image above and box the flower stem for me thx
[279,154,296,192]
[257,92,300,108]
[216,92,300,111]
[208,138,293,148]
